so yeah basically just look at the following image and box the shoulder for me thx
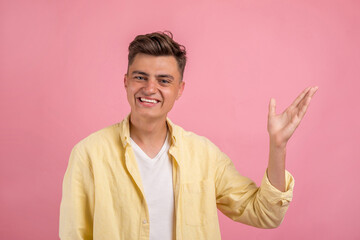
[170,122,231,178]
[172,123,221,154]
[72,122,122,155]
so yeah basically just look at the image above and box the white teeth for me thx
[140,98,157,103]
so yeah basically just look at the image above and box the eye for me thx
[160,79,170,84]
[135,76,145,80]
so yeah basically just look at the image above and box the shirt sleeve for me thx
[215,151,294,229]
[59,145,95,240]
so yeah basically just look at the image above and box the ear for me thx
[124,74,128,88]
[176,81,185,100]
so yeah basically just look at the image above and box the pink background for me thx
[1,0,360,239]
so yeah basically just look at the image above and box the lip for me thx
[136,97,161,107]
[138,97,160,102]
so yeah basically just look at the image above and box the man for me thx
[59,31,318,240]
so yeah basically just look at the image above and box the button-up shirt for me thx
[59,115,294,240]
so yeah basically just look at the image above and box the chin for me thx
[132,111,164,120]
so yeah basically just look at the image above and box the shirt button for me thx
[142,220,147,224]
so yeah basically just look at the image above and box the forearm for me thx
[216,156,293,229]
[267,139,287,192]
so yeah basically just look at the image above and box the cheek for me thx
[126,84,139,96]
[163,90,180,103]
[126,87,137,103]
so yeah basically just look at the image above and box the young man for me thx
[59,31,318,240]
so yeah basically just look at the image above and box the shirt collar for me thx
[165,117,178,147]
[119,114,131,148]
[119,114,179,149]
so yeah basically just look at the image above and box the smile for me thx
[139,97,159,104]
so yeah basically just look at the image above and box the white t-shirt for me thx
[130,134,174,240]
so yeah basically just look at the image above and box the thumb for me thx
[268,98,276,117]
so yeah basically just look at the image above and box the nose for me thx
[143,78,157,95]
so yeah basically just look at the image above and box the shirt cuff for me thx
[259,169,295,206]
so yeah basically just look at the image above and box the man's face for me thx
[124,53,185,121]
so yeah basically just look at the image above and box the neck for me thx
[129,113,168,147]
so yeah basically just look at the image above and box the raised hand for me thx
[267,86,319,147]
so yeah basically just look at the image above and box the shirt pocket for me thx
[182,179,217,226]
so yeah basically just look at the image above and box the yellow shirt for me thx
[59,116,294,240]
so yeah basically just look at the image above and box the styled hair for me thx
[128,31,187,80]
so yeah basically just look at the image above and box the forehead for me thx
[129,54,180,76]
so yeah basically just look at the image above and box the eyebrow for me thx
[157,74,174,80]
[131,71,174,80]
[131,71,149,76]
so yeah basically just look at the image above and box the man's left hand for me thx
[267,86,319,147]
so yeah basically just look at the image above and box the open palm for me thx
[267,86,318,146]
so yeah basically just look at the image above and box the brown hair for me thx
[128,31,187,80]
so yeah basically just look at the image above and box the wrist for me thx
[269,135,288,149]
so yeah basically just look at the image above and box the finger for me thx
[297,86,319,109]
[297,87,318,119]
[309,86,319,98]
[290,86,312,109]
[297,96,311,120]
[268,98,276,117]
